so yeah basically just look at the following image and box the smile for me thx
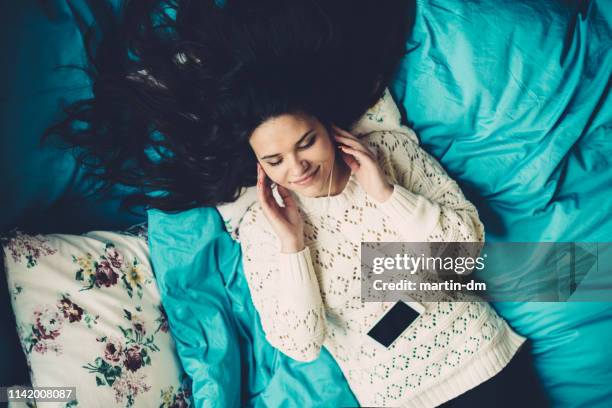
[292,166,320,186]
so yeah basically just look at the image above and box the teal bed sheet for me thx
[391,0,612,406]
[148,0,611,407]
[148,208,358,407]
[0,0,143,235]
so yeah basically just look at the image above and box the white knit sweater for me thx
[238,105,525,408]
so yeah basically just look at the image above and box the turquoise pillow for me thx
[391,0,612,405]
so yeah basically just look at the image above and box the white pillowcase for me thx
[1,228,191,408]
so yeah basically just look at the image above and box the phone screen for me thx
[367,301,420,347]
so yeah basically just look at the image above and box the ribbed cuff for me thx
[278,246,323,305]
[402,322,526,408]
[377,184,441,242]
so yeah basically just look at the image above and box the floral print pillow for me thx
[1,228,191,408]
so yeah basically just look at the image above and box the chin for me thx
[301,183,325,197]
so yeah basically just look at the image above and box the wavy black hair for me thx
[45,0,416,212]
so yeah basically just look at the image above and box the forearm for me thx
[276,247,327,339]
[245,245,327,362]
[376,183,484,243]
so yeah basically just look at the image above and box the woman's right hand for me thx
[257,163,305,253]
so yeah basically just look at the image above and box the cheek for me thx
[262,166,279,181]
[263,165,289,185]
[311,139,335,161]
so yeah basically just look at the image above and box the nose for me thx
[287,154,310,178]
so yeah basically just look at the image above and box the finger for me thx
[257,165,294,227]
[338,144,373,166]
[332,127,359,144]
[334,133,362,148]
[332,126,377,154]
[258,181,283,222]
[277,184,298,208]
[336,139,374,160]
[256,176,269,208]
[259,178,275,208]
[257,163,265,187]
[257,165,286,225]
[256,167,276,207]
[256,164,266,196]
[331,125,356,139]
[340,150,360,172]
[334,133,374,158]
[332,126,371,148]
[257,166,274,197]
[276,183,291,201]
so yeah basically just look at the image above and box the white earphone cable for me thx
[324,155,335,226]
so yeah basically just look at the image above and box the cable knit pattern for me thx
[239,130,525,407]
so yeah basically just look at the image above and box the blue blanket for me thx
[149,0,611,406]
[148,208,358,407]
[390,0,612,406]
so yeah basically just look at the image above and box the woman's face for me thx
[249,113,336,197]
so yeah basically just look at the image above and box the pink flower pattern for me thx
[20,295,95,356]
[82,307,173,407]
[112,370,152,405]
[8,228,190,407]
[4,231,57,268]
[103,337,125,363]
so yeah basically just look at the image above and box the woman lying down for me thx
[236,90,533,407]
[47,1,544,405]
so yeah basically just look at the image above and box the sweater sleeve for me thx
[373,131,485,245]
[239,213,326,362]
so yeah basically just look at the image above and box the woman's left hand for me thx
[333,125,393,203]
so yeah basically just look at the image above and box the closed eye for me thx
[267,135,317,166]
[298,135,316,150]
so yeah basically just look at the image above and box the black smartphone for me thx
[367,301,423,348]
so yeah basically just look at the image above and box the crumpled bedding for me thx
[148,0,611,406]
[390,0,612,406]
[148,208,358,407]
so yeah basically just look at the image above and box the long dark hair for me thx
[45,0,416,212]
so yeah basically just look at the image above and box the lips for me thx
[292,166,320,186]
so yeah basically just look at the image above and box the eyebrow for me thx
[259,129,315,160]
